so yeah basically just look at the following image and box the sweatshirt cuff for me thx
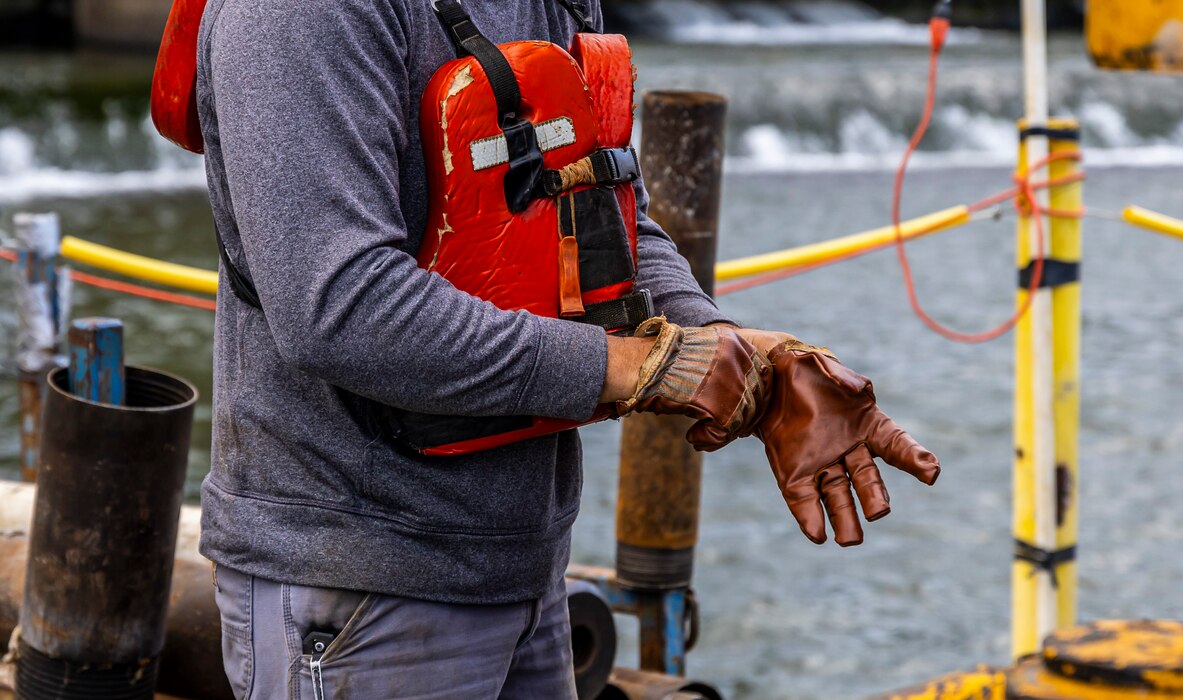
[658,293,734,329]
[514,314,608,421]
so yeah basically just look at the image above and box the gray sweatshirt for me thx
[197,0,730,604]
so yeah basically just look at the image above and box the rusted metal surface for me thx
[66,318,126,405]
[867,665,1008,700]
[0,662,191,700]
[154,560,232,700]
[1008,654,1183,699]
[636,91,728,298]
[616,413,703,588]
[16,374,41,483]
[17,366,195,698]
[1041,620,1183,692]
[1,534,233,700]
[615,90,726,677]
[1087,0,1183,73]
[566,565,695,682]
[566,578,616,699]
[604,667,724,700]
[0,483,203,565]
[12,213,67,484]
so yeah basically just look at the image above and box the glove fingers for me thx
[866,409,941,486]
[817,463,864,547]
[844,444,891,522]
[782,480,828,545]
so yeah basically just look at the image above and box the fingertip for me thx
[837,535,864,547]
[916,459,941,485]
[864,504,891,522]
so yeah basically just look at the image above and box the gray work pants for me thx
[213,565,578,700]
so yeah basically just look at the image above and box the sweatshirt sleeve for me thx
[205,0,607,421]
[632,176,735,328]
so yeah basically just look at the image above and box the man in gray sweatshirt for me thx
[197,0,749,697]
[197,0,940,697]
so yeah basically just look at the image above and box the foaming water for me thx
[635,0,982,46]
[728,101,1183,173]
[671,20,978,47]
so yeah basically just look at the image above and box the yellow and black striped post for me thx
[1012,118,1082,658]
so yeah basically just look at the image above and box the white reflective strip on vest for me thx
[470,117,576,171]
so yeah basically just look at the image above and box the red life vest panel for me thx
[400,3,653,456]
[151,0,208,154]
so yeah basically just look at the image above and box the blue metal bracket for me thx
[566,564,690,677]
[67,318,125,405]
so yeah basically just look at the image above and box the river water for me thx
[2,25,1183,700]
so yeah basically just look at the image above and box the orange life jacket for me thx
[150,0,650,456]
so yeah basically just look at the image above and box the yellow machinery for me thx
[1087,0,1183,73]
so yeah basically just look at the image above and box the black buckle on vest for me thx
[503,118,546,213]
[541,147,642,197]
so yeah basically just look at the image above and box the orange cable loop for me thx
[888,15,1084,344]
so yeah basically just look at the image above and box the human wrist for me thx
[601,334,658,403]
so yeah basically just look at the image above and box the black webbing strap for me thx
[555,0,596,33]
[572,289,653,331]
[1018,259,1080,289]
[1014,539,1077,588]
[214,223,262,310]
[433,0,521,124]
[433,0,545,212]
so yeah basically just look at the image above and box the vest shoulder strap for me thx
[214,224,262,310]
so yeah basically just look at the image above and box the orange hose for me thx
[0,247,216,312]
[70,270,218,311]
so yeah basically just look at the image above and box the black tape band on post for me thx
[1018,259,1080,289]
[16,365,196,700]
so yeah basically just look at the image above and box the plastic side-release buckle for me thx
[594,147,640,185]
[541,147,642,197]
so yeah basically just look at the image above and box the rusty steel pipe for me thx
[616,92,727,595]
[566,578,617,699]
[0,533,234,700]
[16,366,196,700]
[602,668,724,700]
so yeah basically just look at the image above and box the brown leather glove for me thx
[617,317,771,449]
[757,339,941,547]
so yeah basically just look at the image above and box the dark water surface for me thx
[2,34,1183,700]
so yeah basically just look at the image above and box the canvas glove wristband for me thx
[616,317,771,450]
[753,340,941,547]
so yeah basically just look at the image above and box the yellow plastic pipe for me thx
[1049,126,1082,632]
[714,206,970,282]
[1122,206,1183,242]
[60,236,219,296]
